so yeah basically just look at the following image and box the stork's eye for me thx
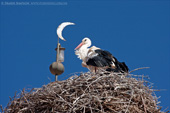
[84,39,87,41]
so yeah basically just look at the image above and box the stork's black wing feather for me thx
[86,49,129,73]
[86,56,109,67]
[95,49,113,62]
[86,49,114,67]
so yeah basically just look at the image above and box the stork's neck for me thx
[79,45,89,60]
[80,44,89,50]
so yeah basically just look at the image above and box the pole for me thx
[56,37,60,62]
[55,75,58,81]
[55,37,60,81]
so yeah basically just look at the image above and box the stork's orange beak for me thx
[75,42,83,50]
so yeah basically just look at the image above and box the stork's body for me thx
[75,38,129,73]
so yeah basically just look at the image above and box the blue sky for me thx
[0,0,170,110]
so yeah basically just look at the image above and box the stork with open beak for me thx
[75,37,129,73]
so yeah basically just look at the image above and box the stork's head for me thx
[75,37,92,50]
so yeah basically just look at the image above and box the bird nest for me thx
[1,69,169,113]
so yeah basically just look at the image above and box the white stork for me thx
[75,37,129,73]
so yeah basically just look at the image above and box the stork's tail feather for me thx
[118,62,129,73]
[106,62,129,73]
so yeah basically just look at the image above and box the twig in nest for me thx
[129,67,150,73]
[141,95,147,113]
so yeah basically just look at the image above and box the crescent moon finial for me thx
[57,22,75,41]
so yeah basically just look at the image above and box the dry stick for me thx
[141,95,147,113]
[93,95,104,112]
[19,107,29,112]
[125,86,134,113]
[129,67,150,74]
[163,107,169,113]
[83,106,85,113]
[0,105,3,112]
[61,72,83,80]
[56,94,72,107]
